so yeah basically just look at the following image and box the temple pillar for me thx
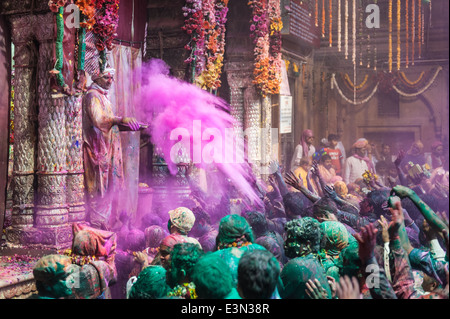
[34,13,72,248]
[65,94,86,223]
[5,15,38,245]
[225,61,273,177]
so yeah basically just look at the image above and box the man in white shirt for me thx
[290,129,315,171]
[343,138,374,185]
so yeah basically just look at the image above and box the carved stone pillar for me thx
[34,31,72,247]
[225,61,274,177]
[65,95,86,223]
[5,15,37,246]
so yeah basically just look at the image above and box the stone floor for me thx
[0,247,56,299]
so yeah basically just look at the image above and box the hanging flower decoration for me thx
[182,0,229,91]
[182,0,205,83]
[199,0,229,90]
[93,0,120,71]
[248,0,282,97]
[48,0,67,13]
[48,1,68,92]
[93,0,120,51]
[249,0,270,97]
[76,0,96,29]
[267,0,282,95]
[406,0,409,68]
[377,71,398,93]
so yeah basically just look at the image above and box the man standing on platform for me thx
[82,67,140,230]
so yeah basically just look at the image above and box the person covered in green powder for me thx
[192,253,241,299]
[31,254,77,299]
[284,217,322,259]
[279,254,332,299]
[318,220,356,282]
[237,249,281,299]
[166,242,204,299]
[127,265,170,299]
[210,214,267,287]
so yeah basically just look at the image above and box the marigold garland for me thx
[397,0,401,71]
[322,0,326,37]
[388,0,393,72]
[248,0,282,97]
[405,0,409,68]
[331,73,379,105]
[418,0,422,57]
[197,0,229,90]
[345,0,348,59]
[400,70,425,86]
[338,0,341,52]
[329,0,332,47]
[352,0,356,65]
[393,66,442,97]
[344,73,369,90]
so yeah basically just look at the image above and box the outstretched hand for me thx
[394,150,405,167]
[122,117,140,131]
[388,201,404,239]
[336,275,361,299]
[268,160,281,175]
[284,171,302,191]
[324,184,338,200]
[353,223,378,263]
[390,185,415,199]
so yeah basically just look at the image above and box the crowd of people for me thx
[30,129,449,300]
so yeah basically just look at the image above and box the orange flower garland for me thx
[322,0,326,37]
[406,0,409,68]
[329,0,332,47]
[397,0,401,71]
[388,0,392,72]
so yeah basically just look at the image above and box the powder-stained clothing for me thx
[210,243,267,288]
[82,83,124,229]
[409,247,448,287]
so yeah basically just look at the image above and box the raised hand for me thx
[324,184,338,200]
[353,223,378,263]
[310,160,320,177]
[284,171,302,191]
[388,201,404,239]
[305,279,329,299]
[268,160,281,175]
[336,275,361,299]
[326,276,337,299]
[377,215,390,244]
[394,150,405,167]
[390,185,415,199]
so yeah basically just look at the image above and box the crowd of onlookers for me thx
[30,131,448,299]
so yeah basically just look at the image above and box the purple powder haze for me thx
[134,59,262,207]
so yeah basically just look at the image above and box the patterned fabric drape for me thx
[108,44,142,224]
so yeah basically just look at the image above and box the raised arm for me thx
[390,185,449,238]
[269,160,290,197]
[353,223,397,299]
[284,171,321,203]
